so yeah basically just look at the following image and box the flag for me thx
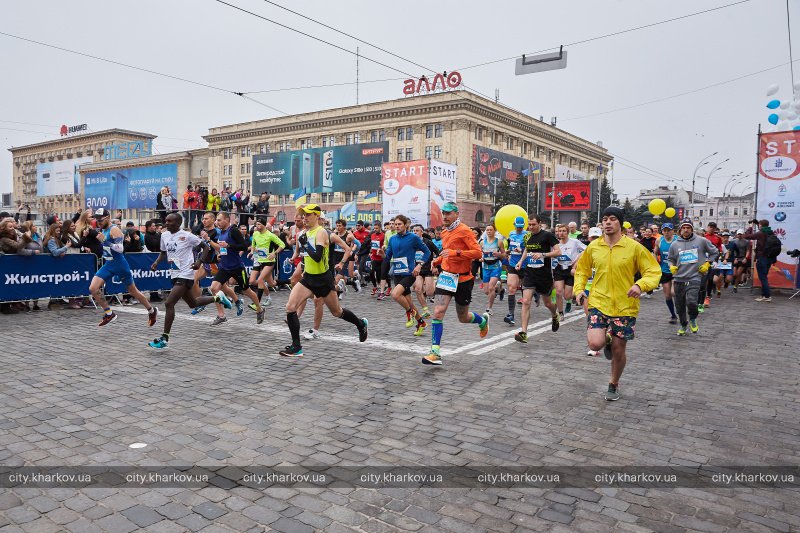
[363,191,378,205]
[293,188,307,208]
[341,200,357,219]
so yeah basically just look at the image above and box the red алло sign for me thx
[403,71,462,96]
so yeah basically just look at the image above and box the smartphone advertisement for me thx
[252,142,388,195]
[84,163,177,210]
[36,156,93,197]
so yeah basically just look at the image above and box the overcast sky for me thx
[1,0,795,201]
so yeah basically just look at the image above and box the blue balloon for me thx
[767,99,781,109]
[768,113,780,125]
[793,125,800,131]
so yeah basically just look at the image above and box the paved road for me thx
[1,285,799,532]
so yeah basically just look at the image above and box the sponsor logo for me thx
[362,147,384,156]
[403,71,462,96]
[774,227,787,240]
[769,202,775,208]
[775,212,787,222]
[778,184,787,196]
[383,178,400,195]
[761,156,798,180]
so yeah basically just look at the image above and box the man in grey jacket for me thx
[667,219,719,336]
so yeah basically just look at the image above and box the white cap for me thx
[588,227,603,238]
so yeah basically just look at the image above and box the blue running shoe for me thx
[215,293,233,310]
[191,305,206,315]
[235,299,244,316]
[148,336,168,349]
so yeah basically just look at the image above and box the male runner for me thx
[715,231,735,295]
[503,216,528,326]
[412,224,439,318]
[423,202,488,366]
[514,214,561,343]
[480,224,506,316]
[368,224,386,295]
[574,206,661,401]
[667,219,719,336]
[553,223,586,318]
[654,223,679,324]
[89,208,158,327]
[206,211,264,325]
[148,213,232,349]
[699,221,723,310]
[248,217,285,309]
[732,229,750,290]
[385,215,431,336]
[190,211,236,316]
[332,219,356,297]
[281,204,367,357]
[377,219,395,299]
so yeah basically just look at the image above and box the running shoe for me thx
[703,297,711,307]
[191,305,206,315]
[98,312,117,327]
[587,349,600,357]
[303,329,321,340]
[256,308,265,325]
[697,304,705,313]
[755,296,772,302]
[413,319,427,336]
[669,316,678,324]
[565,302,572,314]
[689,319,699,333]
[248,303,258,312]
[716,290,721,297]
[384,288,391,297]
[263,297,272,306]
[733,285,738,293]
[235,299,244,316]
[605,383,620,401]
[354,279,361,292]
[359,318,369,342]
[148,307,158,327]
[604,333,612,360]
[405,311,414,328]
[551,313,560,332]
[421,307,431,319]
[479,313,490,338]
[677,326,687,336]
[337,279,346,293]
[514,331,528,343]
[534,294,540,307]
[216,293,233,309]
[148,336,168,349]
[377,293,386,301]
[421,347,442,365]
[279,344,303,357]
[371,287,378,296]
[211,316,227,326]
[503,314,515,326]
[498,288,505,301]
[558,311,564,320]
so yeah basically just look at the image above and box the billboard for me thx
[429,160,457,227]
[556,164,588,181]
[252,142,388,196]
[539,179,596,212]
[472,145,534,194]
[755,131,800,290]
[84,163,178,210]
[37,156,93,196]
[381,160,429,226]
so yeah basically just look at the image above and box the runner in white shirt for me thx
[553,223,586,318]
[148,213,232,349]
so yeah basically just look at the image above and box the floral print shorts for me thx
[587,308,636,341]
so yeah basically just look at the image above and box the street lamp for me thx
[704,159,729,202]
[691,151,718,218]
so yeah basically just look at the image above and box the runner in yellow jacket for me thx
[574,207,661,401]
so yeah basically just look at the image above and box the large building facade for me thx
[9,129,156,222]
[204,91,611,224]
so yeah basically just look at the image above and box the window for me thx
[259,144,269,154]
[493,132,500,144]
[240,163,246,174]
[397,128,405,141]
[425,146,433,159]
[434,145,442,159]
[344,191,355,202]
[435,124,443,138]
[223,148,233,160]
[405,148,413,161]
[278,141,291,152]
[743,207,748,215]
[223,165,232,176]
[406,127,413,140]
[240,179,248,190]
[506,137,514,150]
[699,209,704,217]
[522,142,529,154]
[320,192,333,203]
[734,207,739,216]
[475,210,484,223]
[709,208,714,216]
[240,146,251,157]
[322,135,335,147]
[426,125,433,139]
[300,139,313,149]
[223,180,232,190]
[397,148,404,161]
[345,132,360,145]
[475,127,483,141]
[370,130,385,142]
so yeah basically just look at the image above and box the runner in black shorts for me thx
[412,224,439,319]
[386,215,431,336]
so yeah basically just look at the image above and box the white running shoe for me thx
[354,279,361,292]
[303,329,322,340]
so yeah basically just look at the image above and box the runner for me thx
[574,206,662,401]
[191,211,236,317]
[513,214,561,343]
[423,202,488,365]
[503,216,528,326]
[732,229,750,290]
[206,211,264,325]
[88,208,158,327]
[654,223,679,324]
[411,224,439,319]
[667,218,719,336]
[583,226,603,356]
[247,217,285,309]
[699,221,723,311]
[331,219,356,298]
[553,223,586,318]
[368,223,386,296]
[147,213,232,349]
[715,231,735,295]
[385,215,431,336]
[281,204,367,357]
[288,212,306,288]
[480,225,506,316]
[378,220,395,299]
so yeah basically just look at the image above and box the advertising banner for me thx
[429,160,457,227]
[472,145,533,194]
[37,156,93,196]
[556,164,588,181]
[381,160,428,226]
[252,142,388,196]
[84,164,178,211]
[0,254,96,302]
[755,131,800,289]
[539,179,596,212]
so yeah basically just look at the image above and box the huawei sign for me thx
[60,125,68,137]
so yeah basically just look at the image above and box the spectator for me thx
[156,186,171,222]
[123,221,144,253]
[183,185,201,228]
[207,188,221,212]
[76,209,102,258]
[43,216,70,256]
[60,220,81,253]
[143,219,164,303]
[220,191,233,212]
[0,219,38,315]
[21,220,42,253]
[255,192,270,216]
[744,219,780,302]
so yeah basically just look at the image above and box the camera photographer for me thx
[123,221,144,253]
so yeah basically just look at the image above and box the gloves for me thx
[698,261,710,274]
[298,233,308,246]
[669,265,678,274]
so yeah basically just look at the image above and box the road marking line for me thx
[468,313,585,355]
[450,310,584,354]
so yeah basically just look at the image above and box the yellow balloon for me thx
[664,207,676,218]
[648,198,666,216]
[494,204,528,238]
[622,221,632,229]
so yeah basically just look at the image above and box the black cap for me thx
[601,206,625,224]
[46,215,59,226]
[126,221,135,227]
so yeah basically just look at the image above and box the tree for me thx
[492,174,532,216]
[587,177,614,224]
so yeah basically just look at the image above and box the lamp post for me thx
[701,159,729,223]
[691,151,718,219]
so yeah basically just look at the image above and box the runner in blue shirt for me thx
[654,223,678,324]
[385,214,431,336]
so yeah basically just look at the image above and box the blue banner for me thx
[104,253,171,294]
[84,163,178,211]
[0,254,96,302]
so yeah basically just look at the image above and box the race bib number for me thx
[716,262,732,271]
[219,246,227,256]
[334,243,344,252]
[415,250,424,263]
[526,254,545,268]
[678,248,698,265]
[483,251,496,260]
[556,254,571,265]
[169,257,180,270]
[371,240,380,250]
[435,271,459,292]
[255,248,269,259]
[391,257,409,274]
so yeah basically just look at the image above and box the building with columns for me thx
[204,90,611,224]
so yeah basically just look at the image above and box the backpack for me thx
[764,233,782,260]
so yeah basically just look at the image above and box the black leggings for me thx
[369,260,383,287]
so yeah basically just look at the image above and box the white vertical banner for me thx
[381,160,429,226]
[429,160,457,227]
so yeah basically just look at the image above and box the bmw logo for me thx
[775,211,787,222]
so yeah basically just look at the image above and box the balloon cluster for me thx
[765,83,800,131]
[649,199,676,218]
